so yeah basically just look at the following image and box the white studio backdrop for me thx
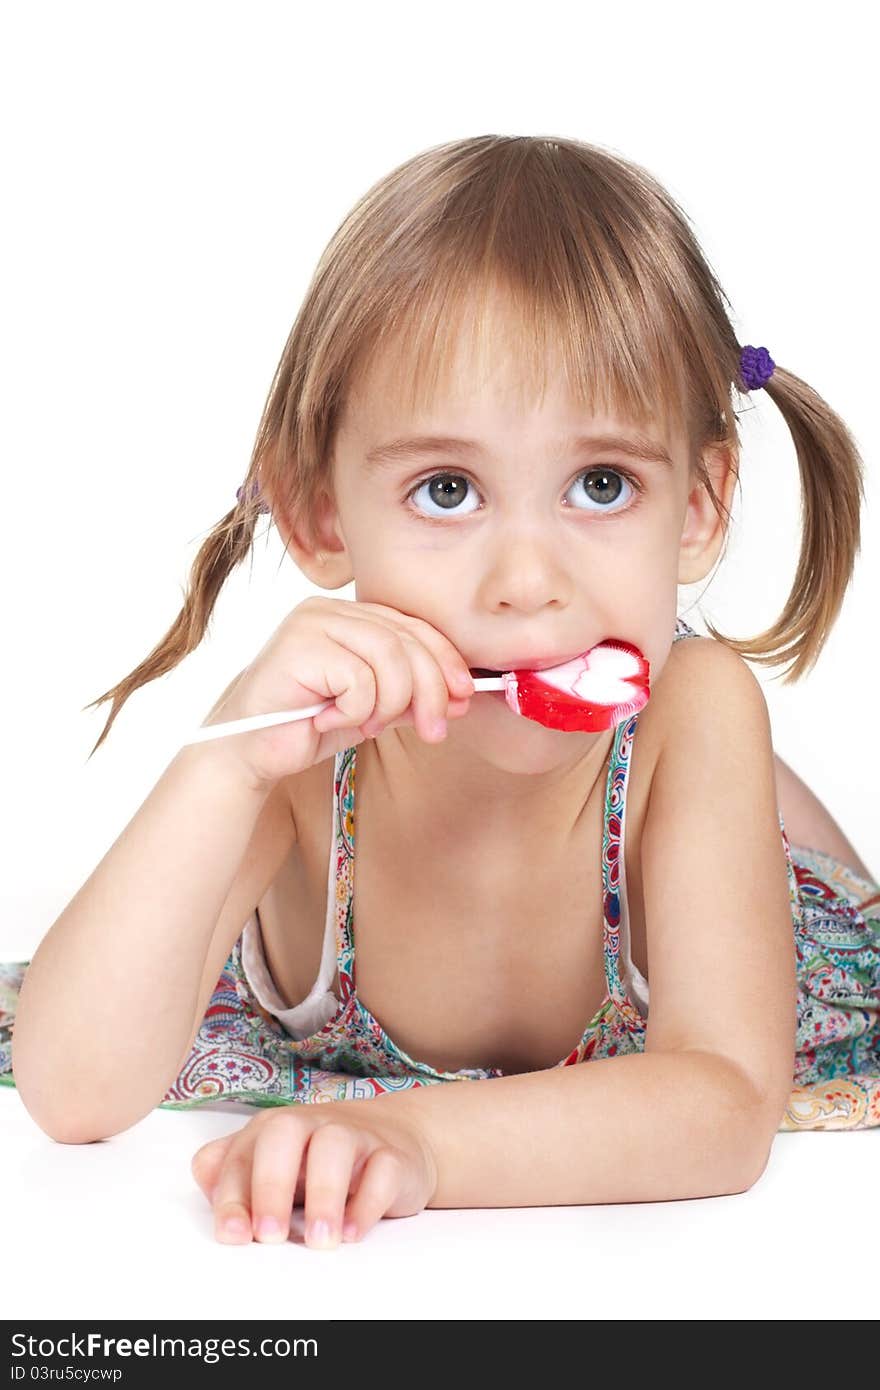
[1,2,876,959]
[3,0,873,1328]
[1,0,877,1329]
[1,2,877,944]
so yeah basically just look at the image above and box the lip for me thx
[470,651,588,675]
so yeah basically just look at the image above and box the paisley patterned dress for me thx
[1,618,878,1129]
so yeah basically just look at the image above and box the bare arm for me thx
[368,1048,769,1207]
[12,742,277,1144]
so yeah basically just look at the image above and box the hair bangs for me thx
[338,147,695,446]
[350,272,687,452]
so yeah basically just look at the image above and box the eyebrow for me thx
[363,432,676,472]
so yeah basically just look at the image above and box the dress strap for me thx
[332,747,358,1006]
[672,614,702,644]
[599,616,704,1029]
[601,714,645,1031]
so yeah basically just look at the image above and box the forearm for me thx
[12,744,272,1140]
[373,1050,771,1208]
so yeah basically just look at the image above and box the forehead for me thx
[336,284,685,456]
[337,352,684,470]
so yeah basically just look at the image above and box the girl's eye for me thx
[404,467,642,520]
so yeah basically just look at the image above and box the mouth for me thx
[469,639,632,678]
[470,651,588,677]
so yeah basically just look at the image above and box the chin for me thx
[450,707,587,773]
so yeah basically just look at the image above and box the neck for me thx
[360,719,617,843]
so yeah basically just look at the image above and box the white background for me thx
[1,0,877,1323]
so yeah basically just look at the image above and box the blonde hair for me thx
[83,133,866,757]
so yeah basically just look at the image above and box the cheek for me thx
[638,613,678,692]
[608,583,677,690]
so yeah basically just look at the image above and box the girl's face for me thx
[302,332,731,794]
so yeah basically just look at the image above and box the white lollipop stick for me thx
[182,677,503,745]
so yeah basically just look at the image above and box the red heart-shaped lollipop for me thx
[501,640,650,732]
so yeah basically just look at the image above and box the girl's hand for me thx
[190,1100,438,1249]
[198,595,475,790]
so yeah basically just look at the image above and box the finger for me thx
[340,1147,408,1243]
[392,633,456,742]
[300,609,468,740]
[190,1133,236,1202]
[210,1130,263,1243]
[310,621,449,744]
[304,634,379,732]
[322,600,475,701]
[359,631,451,743]
[249,1111,312,1244]
[302,1122,360,1250]
[399,612,476,698]
[306,622,408,734]
[375,611,475,700]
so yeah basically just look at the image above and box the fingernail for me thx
[257,1217,286,1243]
[218,1215,249,1240]
[430,719,448,739]
[307,1219,336,1248]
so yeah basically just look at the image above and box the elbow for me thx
[12,1032,164,1143]
[10,1008,98,1143]
[12,1061,141,1146]
[21,1104,136,1146]
[718,1094,782,1196]
[14,1089,99,1144]
[711,1050,784,1195]
[19,1091,144,1145]
[738,1098,783,1191]
[702,1064,783,1197]
[44,1128,107,1147]
[738,1082,793,1191]
[722,1141,772,1195]
[14,1079,108,1144]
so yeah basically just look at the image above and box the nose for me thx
[478,526,574,611]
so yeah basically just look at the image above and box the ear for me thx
[262,477,354,590]
[677,441,739,586]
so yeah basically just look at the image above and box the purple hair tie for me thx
[236,480,271,514]
[739,344,776,391]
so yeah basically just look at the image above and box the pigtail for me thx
[81,486,267,760]
[704,364,867,684]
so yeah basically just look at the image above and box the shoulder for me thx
[641,636,778,843]
[630,634,769,790]
[663,628,755,682]
[649,633,770,743]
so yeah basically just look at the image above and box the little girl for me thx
[5,135,879,1252]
